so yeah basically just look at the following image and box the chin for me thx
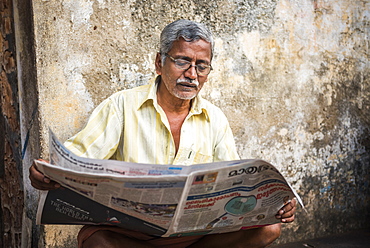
[174,92,197,100]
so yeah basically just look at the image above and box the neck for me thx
[156,80,192,114]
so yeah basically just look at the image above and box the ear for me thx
[155,53,162,75]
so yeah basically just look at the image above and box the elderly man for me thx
[30,19,296,248]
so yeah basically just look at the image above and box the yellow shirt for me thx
[64,77,239,165]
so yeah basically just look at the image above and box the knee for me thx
[82,230,120,248]
[238,224,282,248]
[266,223,282,243]
[258,223,281,247]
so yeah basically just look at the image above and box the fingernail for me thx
[55,183,61,188]
[43,178,50,183]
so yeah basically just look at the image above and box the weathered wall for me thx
[13,0,43,246]
[0,0,24,247]
[28,0,369,247]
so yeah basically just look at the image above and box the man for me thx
[30,19,296,248]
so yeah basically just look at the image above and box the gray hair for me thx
[159,19,214,65]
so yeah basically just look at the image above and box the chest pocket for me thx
[193,151,213,164]
[174,147,213,165]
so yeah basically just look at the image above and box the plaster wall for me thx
[29,0,369,246]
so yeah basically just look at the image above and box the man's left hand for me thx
[275,198,297,223]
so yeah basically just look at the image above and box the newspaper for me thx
[35,131,303,237]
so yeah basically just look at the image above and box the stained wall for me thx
[0,0,24,247]
[27,0,369,246]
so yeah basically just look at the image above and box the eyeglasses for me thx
[164,53,212,76]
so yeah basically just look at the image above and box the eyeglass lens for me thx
[166,53,211,75]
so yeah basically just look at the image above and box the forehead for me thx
[169,38,212,61]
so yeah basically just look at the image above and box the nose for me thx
[184,65,198,80]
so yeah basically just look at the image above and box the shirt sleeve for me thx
[64,95,124,159]
[212,112,240,162]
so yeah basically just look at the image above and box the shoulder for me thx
[106,84,152,108]
[198,96,229,124]
[109,84,151,100]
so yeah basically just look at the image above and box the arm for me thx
[30,94,124,190]
[64,94,124,159]
[212,109,240,162]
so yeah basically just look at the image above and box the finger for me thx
[276,199,297,218]
[29,165,50,184]
[276,210,290,219]
[290,198,297,207]
[30,180,56,190]
[283,198,297,212]
[30,160,52,182]
[29,173,60,190]
[29,162,60,190]
[29,163,46,182]
[284,200,297,213]
[31,179,61,190]
[276,205,291,217]
[282,206,297,219]
[281,214,295,223]
[279,207,296,219]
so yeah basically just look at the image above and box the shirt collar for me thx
[138,76,210,121]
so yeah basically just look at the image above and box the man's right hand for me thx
[29,160,61,190]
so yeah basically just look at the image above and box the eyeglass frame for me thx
[164,53,213,76]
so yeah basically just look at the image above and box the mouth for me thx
[177,83,198,92]
[176,79,199,90]
[177,82,197,89]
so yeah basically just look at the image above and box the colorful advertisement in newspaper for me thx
[165,161,297,237]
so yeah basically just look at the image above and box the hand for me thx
[29,160,61,190]
[275,198,297,223]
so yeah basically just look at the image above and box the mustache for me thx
[177,78,199,87]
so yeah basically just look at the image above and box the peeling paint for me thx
[62,0,94,29]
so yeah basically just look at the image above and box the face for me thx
[155,38,212,100]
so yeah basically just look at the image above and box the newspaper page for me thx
[165,160,298,237]
[36,131,303,237]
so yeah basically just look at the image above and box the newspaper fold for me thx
[35,131,304,237]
